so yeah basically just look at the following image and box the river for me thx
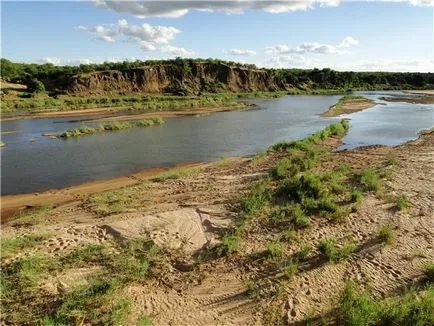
[1,91,433,195]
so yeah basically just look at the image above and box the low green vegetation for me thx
[59,117,164,138]
[87,188,133,216]
[1,237,164,324]
[396,194,409,211]
[335,281,434,325]
[12,204,54,225]
[152,167,194,182]
[377,225,396,245]
[1,233,50,259]
[324,95,372,116]
[424,263,434,282]
[265,240,284,261]
[244,279,259,299]
[317,237,356,262]
[358,169,382,193]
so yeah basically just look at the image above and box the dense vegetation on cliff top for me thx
[2,57,433,93]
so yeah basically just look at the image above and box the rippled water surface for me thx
[1,92,432,194]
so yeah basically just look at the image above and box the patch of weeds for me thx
[1,233,50,259]
[423,263,434,283]
[385,155,397,166]
[13,204,54,225]
[244,279,259,299]
[87,188,132,215]
[335,281,434,325]
[61,243,109,266]
[110,297,132,325]
[283,261,298,280]
[395,195,409,211]
[241,180,271,216]
[250,151,266,166]
[377,225,396,245]
[317,237,355,262]
[295,242,311,261]
[350,190,364,212]
[266,240,284,261]
[138,314,152,326]
[152,168,193,182]
[359,169,382,193]
[269,204,311,229]
[215,233,240,256]
[280,230,298,243]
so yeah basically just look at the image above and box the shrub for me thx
[317,237,355,262]
[26,78,45,93]
[336,281,434,325]
[359,169,382,192]
[269,204,311,229]
[244,279,259,299]
[215,234,240,256]
[295,242,311,261]
[283,262,298,280]
[350,190,363,204]
[241,181,271,216]
[377,225,396,245]
[266,240,284,260]
[396,195,409,211]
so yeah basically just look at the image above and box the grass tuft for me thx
[377,225,396,245]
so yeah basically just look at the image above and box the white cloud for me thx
[93,1,433,18]
[40,57,63,65]
[264,44,291,55]
[77,19,194,55]
[338,36,359,48]
[117,19,180,44]
[160,45,195,56]
[94,0,343,18]
[229,49,256,56]
[265,37,358,55]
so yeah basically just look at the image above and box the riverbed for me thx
[1,91,433,195]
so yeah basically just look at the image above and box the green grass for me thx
[13,204,54,225]
[335,281,434,326]
[87,188,132,215]
[244,279,259,299]
[424,263,434,282]
[138,314,152,326]
[1,91,287,114]
[317,237,356,262]
[1,233,50,259]
[215,233,241,256]
[282,261,298,280]
[269,204,311,229]
[295,242,312,261]
[59,118,164,138]
[359,169,382,192]
[241,180,271,216]
[377,225,396,245]
[152,167,194,181]
[396,195,409,211]
[265,240,284,260]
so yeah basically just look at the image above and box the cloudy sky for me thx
[1,0,433,71]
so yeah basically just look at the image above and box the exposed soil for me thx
[321,97,376,117]
[1,129,433,325]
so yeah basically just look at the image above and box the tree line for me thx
[1,57,433,92]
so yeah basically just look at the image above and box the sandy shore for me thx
[321,96,376,117]
[1,125,433,325]
[0,105,248,122]
[0,161,207,221]
[404,89,434,95]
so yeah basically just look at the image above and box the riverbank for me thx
[1,123,433,325]
[321,95,376,116]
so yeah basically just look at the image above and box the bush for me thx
[359,169,382,192]
[26,78,45,93]
[215,234,240,256]
[317,237,355,262]
[336,281,434,326]
[241,181,271,216]
[396,195,409,211]
[377,225,396,245]
[266,240,284,260]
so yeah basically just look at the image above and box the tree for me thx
[26,78,45,93]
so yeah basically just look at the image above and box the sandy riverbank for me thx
[0,104,249,122]
[321,96,376,117]
[1,124,433,325]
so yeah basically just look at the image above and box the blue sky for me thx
[1,0,433,71]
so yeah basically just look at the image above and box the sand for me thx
[1,128,433,324]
